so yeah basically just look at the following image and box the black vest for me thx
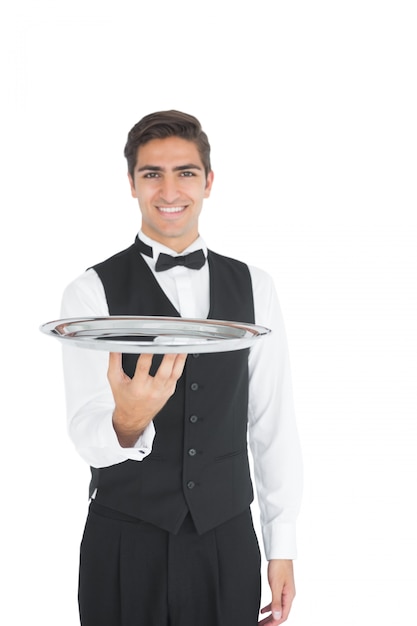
[90,239,255,535]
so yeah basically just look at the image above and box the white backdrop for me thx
[1,2,416,624]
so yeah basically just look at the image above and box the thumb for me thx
[107,351,123,382]
[272,608,282,622]
[271,585,283,622]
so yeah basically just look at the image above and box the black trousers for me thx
[79,501,261,626]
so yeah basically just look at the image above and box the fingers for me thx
[133,353,154,380]
[258,606,283,625]
[110,352,187,407]
[133,352,187,385]
[155,353,187,379]
[152,354,187,398]
[260,590,283,622]
[166,353,187,380]
[258,604,272,625]
[259,603,280,625]
[259,596,289,624]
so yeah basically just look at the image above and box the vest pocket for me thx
[214,448,247,463]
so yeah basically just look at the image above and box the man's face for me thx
[128,136,214,252]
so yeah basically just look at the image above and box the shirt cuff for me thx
[123,421,156,461]
[262,521,298,560]
[96,413,156,462]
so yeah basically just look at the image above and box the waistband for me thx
[89,500,147,524]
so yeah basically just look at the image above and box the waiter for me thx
[61,110,303,626]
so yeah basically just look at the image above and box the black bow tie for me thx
[135,236,206,272]
[155,249,206,272]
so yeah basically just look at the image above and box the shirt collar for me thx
[138,230,208,264]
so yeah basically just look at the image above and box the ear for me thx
[128,173,137,198]
[204,170,214,198]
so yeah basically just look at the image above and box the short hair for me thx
[124,110,211,180]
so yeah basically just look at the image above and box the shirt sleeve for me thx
[60,269,155,468]
[248,266,303,560]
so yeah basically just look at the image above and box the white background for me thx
[1,1,416,624]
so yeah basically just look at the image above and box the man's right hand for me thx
[108,352,187,447]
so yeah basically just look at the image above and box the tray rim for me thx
[40,315,271,354]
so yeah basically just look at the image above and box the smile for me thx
[157,206,186,214]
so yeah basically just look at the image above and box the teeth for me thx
[158,206,185,213]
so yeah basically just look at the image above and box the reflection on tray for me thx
[94,335,157,342]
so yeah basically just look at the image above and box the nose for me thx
[159,176,180,204]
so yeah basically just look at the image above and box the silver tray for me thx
[40,316,271,354]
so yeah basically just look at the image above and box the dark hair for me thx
[124,110,211,179]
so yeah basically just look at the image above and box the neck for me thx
[141,229,200,253]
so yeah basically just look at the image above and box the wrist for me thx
[112,410,144,447]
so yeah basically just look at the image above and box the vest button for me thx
[190,382,199,391]
[188,448,197,457]
[189,415,198,423]
[187,481,196,489]
[192,353,200,358]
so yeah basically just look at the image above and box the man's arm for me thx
[247,266,303,624]
[61,269,157,467]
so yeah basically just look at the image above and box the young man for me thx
[61,110,303,626]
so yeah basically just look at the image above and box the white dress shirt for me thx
[61,232,303,560]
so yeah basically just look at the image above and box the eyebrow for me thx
[137,163,203,173]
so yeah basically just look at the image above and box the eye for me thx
[180,171,195,177]
[143,172,160,179]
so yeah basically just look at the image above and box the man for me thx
[61,110,303,626]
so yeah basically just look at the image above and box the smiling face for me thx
[128,136,214,252]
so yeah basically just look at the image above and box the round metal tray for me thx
[40,316,271,354]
